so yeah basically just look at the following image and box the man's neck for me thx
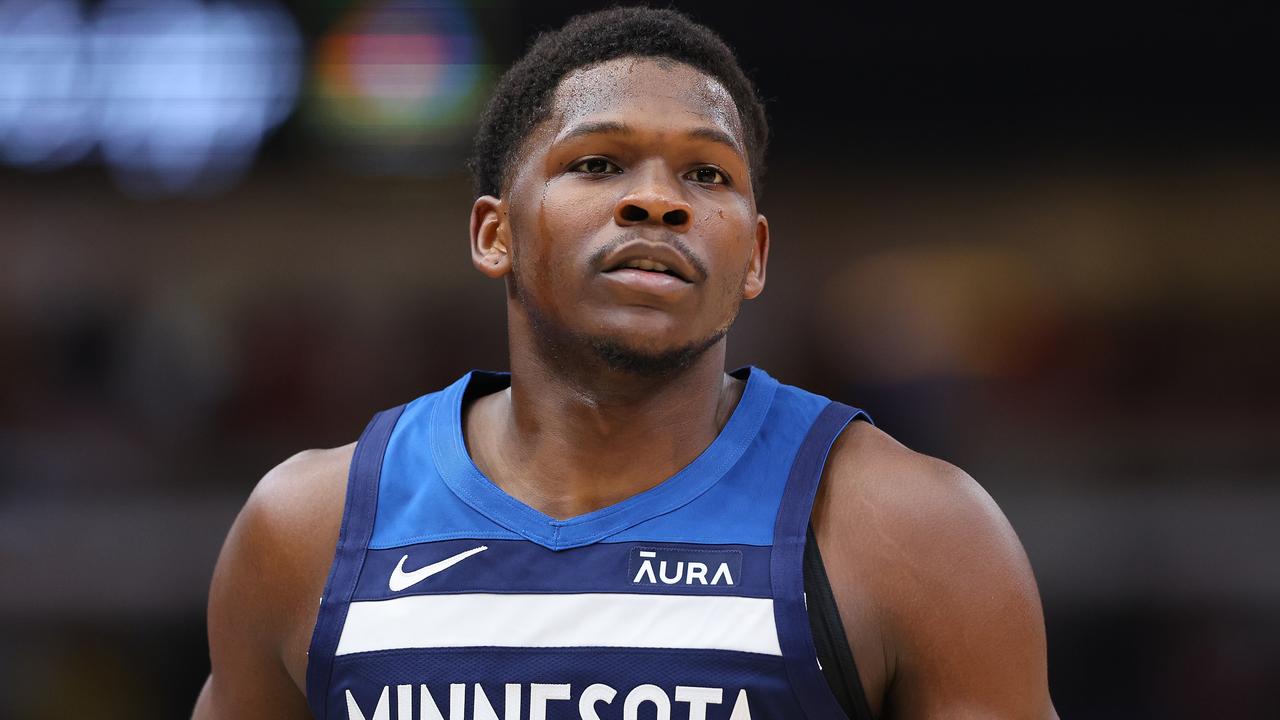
[463,341,744,521]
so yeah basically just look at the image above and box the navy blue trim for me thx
[305,405,406,720]
[428,366,779,550]
[355,539,771,600]
[771,401,867,719]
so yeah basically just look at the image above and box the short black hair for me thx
[469,6,769,201]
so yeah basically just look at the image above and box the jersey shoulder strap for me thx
[772,400,869,719]
[306,404,406,719]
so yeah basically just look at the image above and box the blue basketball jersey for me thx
[306,367,868,720]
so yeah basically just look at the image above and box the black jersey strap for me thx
[806,523,878,720]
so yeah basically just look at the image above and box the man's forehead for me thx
[546,57,744,148]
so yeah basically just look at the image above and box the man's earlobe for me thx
[743,213,769,300]
[470,195,512,278]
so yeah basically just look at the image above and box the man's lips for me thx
[600,267,692,295]
[598,239,700,283]
[602,263,689,282]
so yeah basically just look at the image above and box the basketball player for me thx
[194,8,1057,719]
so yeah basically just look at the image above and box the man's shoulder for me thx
[819,420,1017,556]
[248,444,356,529]
[236,444,357,604]
[207,443,357,688]
[815,419,1045,689]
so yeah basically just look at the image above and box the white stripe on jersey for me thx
[335,592,781,657]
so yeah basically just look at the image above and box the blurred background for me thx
[1,1,1277,717]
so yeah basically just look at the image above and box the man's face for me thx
[475,57,768,374]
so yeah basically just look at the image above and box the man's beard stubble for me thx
[512,264,740,380]
[584,323,731,378]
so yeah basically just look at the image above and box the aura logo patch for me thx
[629,547,742,588]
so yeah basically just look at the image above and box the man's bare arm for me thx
[193,446,353,719]
[818,423,1058,719]
[883,458,1056,719]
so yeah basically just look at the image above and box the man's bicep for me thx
[194,486,313,719]
[885,466,1056,720]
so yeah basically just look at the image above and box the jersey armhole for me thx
[805,522,877,720]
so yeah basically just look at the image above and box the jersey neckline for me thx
[427,366,779,550]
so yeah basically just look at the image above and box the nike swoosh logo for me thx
[388,545,489,592]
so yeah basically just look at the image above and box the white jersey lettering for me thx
[398,685,412,719]
[578,684,617,720]
[685,562,709,585]
[659,561,684,584]
[710,562,735,586]
[346,686,389,720]
[633,551,659,583]
[623,684,671,720]
[633,551,736,587]
[529,683,570,720]
[675,686,723,720]
[345,683,751,719]
[473,683,520,720]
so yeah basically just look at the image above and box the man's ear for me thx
[743,213,769,300]
[470,195,511,278]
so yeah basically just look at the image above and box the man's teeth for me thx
[622,259,670,273]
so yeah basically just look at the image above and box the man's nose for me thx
[613,166,693,231]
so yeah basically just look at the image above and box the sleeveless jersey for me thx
[306,367,868,720]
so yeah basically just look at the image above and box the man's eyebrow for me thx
[554,120,634,145]
[684,126,743,155]
[554,120,744,156]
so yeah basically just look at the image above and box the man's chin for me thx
[585,330,726,378]
[517,289,735,378]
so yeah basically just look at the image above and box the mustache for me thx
[587,232,709,279]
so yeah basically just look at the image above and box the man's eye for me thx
[570,157,621,174]
[686,167,727,185]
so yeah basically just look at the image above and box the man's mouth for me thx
[606,257,688,281]
[595,237,702,287]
